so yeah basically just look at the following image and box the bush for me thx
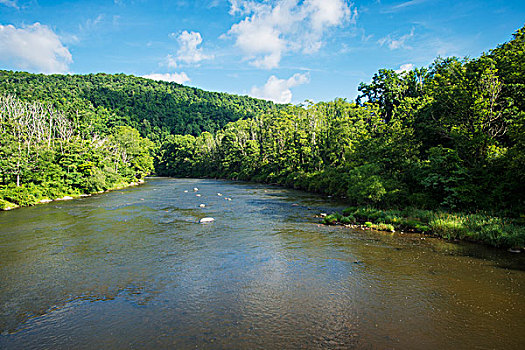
[376,223,395,232]
[340,215,355,225]
[0,198,17,210]
[0,184,42,206]
[323,214,338,225]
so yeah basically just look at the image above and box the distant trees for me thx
[0,71,282,143]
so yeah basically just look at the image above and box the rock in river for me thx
[199,217,215,224]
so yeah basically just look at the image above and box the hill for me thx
[0,71,281,142]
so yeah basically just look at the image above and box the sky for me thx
[0,0,524,104]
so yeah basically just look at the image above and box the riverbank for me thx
[0,179,145,211]
[321,207,525,251]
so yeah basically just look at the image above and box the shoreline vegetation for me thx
[1,26,524,251]
[319,206,524,251]
[0,94,154,211]
[0,179,145,211]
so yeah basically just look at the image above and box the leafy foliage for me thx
[0,71,281,142]
[159,26,525,217]
[0,95,154,206]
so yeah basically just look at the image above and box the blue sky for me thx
[1,0,524,104]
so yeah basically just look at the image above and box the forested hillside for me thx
[158,26,525,217]
[0,71,280,142]
[0,71,281,208]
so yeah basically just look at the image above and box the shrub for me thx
[376,223,395,232]
[0,184,42,206]
[340,215,355,225]
[323,214,338,225]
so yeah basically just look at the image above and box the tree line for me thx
[0,94,153,208]
[0,66,282,208]
[0,71,281,143]
[157,26,525,215]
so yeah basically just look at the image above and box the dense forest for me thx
[0,70,281,209]
[0,25,524,246]
[158,26,525,217]
[0,94,154,209]
[0,71,280,142]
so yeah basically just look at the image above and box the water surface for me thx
[1,178,524,349]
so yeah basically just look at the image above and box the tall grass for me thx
[325,207,525,249]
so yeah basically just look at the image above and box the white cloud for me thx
[226,0,355,69]
[0,0,18,9]
[307,0,353,30]
[250,72,310,103]
[378,28,414,50]
[151,31,211,83]
[164,54,177,69]
[395,63,414,74]
[174,30,214,65]
[0,23,73,73]
[142,72,191,85]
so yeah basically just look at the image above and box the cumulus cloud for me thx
[142,72,190,84]
[307,0,354,30]
[250,72,310,103]
[0,23,72,73]
[226,0,356,69]
[395,63,414,74]
[173,30,214,65]
[378,28,414,50]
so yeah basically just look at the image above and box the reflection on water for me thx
[0,178,524,349]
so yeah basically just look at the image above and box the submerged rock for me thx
[199,217,215,223]
[196,194,202,197]
[217,193,223,196]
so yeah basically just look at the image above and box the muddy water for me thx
[0,178,524,349]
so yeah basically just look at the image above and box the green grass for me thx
[323,207,525,249]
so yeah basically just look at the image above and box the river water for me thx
[0,178,524,349]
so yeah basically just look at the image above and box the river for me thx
[0,178,524,349]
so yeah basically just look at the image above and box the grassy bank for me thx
[0,179,144,211]
[322,207,525,250]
